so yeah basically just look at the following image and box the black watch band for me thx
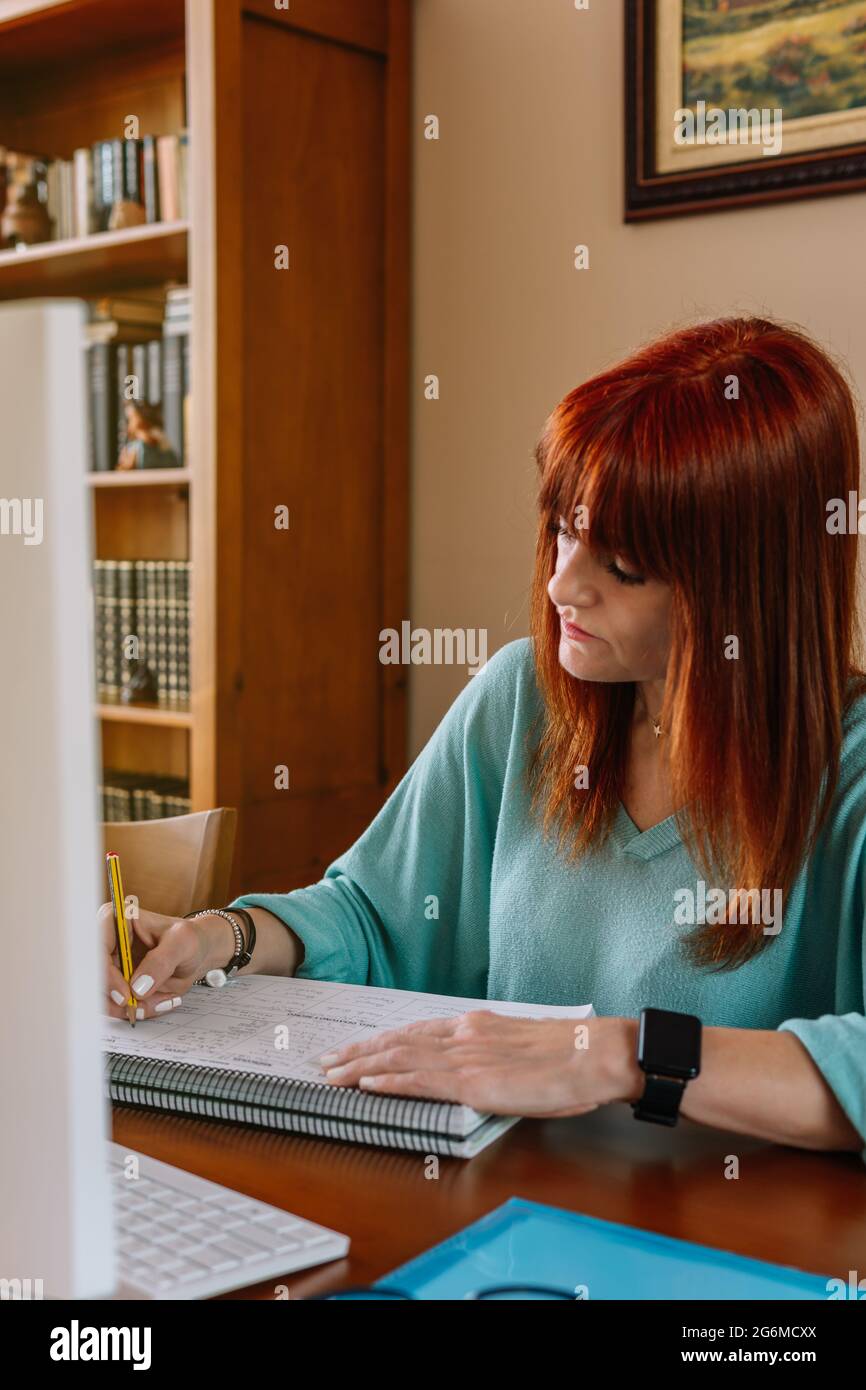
[631,1073,686,1126]
[632,1007,702,1128]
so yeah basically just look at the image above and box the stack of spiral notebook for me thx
[102,975,593,1158]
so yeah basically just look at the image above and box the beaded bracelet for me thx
[185,907,251,986]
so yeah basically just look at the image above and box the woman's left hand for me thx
[319,1011,640,1118]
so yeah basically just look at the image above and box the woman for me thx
[104,316,866,1158]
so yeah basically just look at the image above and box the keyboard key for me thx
[232,1226,302,1255]
[207,1234,270,1263]
[170,1236,209,1258]
[176,1263,213,1283]
[250,1212,307,1235]
[154,1191,197,1211]
[173,1217,212,1236]
[146,1227,183,1247]
[198,1249,242,1274]
[222,1195,255,1212]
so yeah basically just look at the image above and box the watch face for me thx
[638,1008,701,1079]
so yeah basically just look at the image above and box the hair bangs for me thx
[537,396,671,583]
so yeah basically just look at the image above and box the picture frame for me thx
[626,0,866,220]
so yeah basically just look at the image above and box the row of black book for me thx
[94,559,191,704]
[101,771,191,824]
[86,286,190,471]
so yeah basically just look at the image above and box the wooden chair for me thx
[100,808,237,920]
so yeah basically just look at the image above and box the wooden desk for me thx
[112,1104,866,1300]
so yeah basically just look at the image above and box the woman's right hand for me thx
[101,904,233,1020]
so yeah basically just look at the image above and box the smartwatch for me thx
[632,1007,702,1127]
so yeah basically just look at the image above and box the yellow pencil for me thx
[106,852,137,1027]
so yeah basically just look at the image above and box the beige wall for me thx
[409,0,866,754]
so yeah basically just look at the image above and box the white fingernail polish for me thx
[135,1008,145,1020]
[132,974,153,995]
[171,996,183,1008]
[110,990,125,1005]
[154,1000,174,1014]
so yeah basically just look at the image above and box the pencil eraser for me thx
[205,968,227,989]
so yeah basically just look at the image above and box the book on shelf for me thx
[178,130,189,220]
[162,285,191,463]
[142,135,160,223]
[161,336,184,463]
[93,558,190,705]
[116,137,144,213]
[91,290,166,328]
[86,337,117,476]
[103,975,595,1157]
[155,135,181,223]
[147,339,163,407]
[164,284,191,320]
[73,147,93,238]
[90,140,112,232]
[99,770,191,823]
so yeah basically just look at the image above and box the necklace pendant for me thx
[652,719,663,739]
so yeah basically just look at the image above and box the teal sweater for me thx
[233,639,866,1160]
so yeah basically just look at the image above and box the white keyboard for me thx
[108,1142,349,1299]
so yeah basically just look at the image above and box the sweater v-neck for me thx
[613,801,683,860]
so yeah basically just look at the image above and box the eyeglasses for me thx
[308,1284,580,1300]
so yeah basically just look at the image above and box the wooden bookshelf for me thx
[87,467,190,489]
[96,700,193,729]
[0,222,188,300]
[0,0,411,895]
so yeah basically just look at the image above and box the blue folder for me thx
[377,1197,832,1300]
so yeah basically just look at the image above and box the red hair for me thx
[529,316,866,969]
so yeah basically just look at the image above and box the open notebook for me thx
[102,975,593,1158]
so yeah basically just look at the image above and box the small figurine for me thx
[1,153,52,247]
[121,658,159,705]
[117,400,179,470]
[108,198,146,231]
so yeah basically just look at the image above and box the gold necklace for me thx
[637,686,665,738]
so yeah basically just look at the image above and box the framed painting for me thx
[626,0,866,219]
